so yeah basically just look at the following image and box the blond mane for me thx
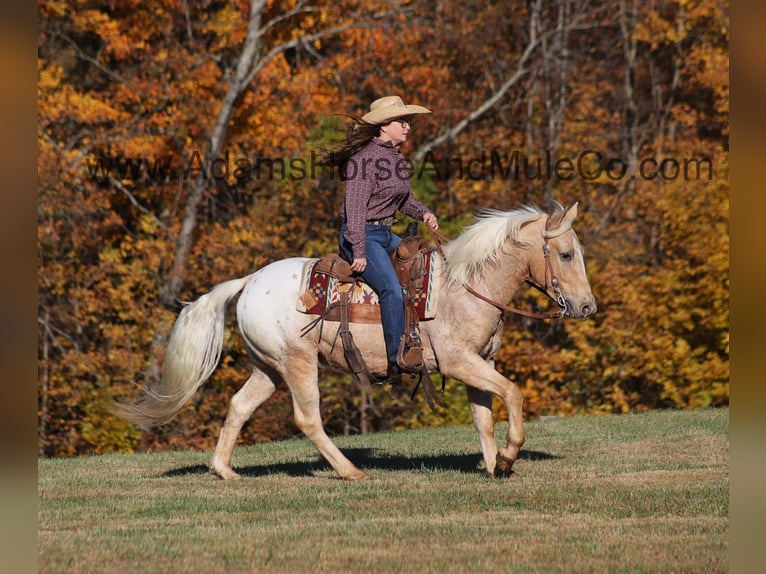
[442,205,548,285]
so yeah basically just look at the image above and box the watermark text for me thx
[84,149,714,184]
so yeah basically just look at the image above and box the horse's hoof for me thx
[494,467,520,479]
[343,469,370,481]
[494,453,517,478]
[210,466,242,480]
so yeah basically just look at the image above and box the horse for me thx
[115,203,596,480]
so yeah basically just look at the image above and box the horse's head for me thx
[528,203,597,320]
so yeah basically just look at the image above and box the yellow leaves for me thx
[673,336,691,357]
[201,4,247,49]
[71,91,129,124]
[38,64,61,91]
[154,49,169,64]
[631,0,729,126]
[191,58,222,90]
[138,214,160,236]
[41,61,130,125]
[109,134,168,159]
[39,0,69,18]
[686,43,729,116]
[38,65,69,123]
[99,246,122,265]
[37,0,730,456]
[634,13,677,49]
[70,10,133,60]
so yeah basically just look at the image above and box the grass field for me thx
[38,408,728,573]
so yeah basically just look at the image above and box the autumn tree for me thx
[38,0,728,457]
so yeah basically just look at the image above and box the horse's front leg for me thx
[449,355,525,478]
[466,384,498,475]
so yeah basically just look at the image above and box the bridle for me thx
[428,220,568,320]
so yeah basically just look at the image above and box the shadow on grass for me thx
[163,448,562,478]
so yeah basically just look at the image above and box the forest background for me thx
[37,0,728,457]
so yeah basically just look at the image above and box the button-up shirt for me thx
[341,137,430,259]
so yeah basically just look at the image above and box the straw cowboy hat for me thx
[361,95,431,125]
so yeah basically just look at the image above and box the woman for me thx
[324,95,439,382]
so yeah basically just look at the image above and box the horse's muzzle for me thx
[566,297,597,320]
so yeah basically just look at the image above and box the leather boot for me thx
[373,363,415,386]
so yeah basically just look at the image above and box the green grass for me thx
[39,408,728,573]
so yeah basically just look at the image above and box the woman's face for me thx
[378,117,412,147]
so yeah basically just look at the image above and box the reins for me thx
[427,223,567,320]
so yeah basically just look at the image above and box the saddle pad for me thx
[297,251,443,324]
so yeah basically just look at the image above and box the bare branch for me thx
[245,21,370,84]
[181,0,194,45]
[161,2,389,306]
[50,31,142,95]
[108,177,170,234]
[411,8,541,165]
[37,315,76,355]
[411,1,606,165]
[255,1,321,41]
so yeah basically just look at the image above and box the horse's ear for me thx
[564,202,579,224]
[545,202,579,239]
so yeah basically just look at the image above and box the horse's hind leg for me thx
[285,357,369,481]
[210,368,276,480]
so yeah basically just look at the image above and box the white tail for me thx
[113,275,252,428]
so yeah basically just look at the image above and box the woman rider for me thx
[324,95,439,382]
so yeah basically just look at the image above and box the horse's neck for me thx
[470,237,536,304]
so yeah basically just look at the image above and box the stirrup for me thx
[373,363,416,386]
[396,338,424,372]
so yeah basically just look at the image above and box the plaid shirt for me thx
[341,137,430,259]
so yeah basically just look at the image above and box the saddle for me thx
[298,225,444,409]
[392,233,430,373]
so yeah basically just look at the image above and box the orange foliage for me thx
[38,0,728,457]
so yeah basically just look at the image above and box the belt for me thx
[366,216,397,228]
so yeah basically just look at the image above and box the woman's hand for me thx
[350,257,367,273]
[423,212,439,231]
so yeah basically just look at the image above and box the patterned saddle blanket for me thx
[296,250,443,324]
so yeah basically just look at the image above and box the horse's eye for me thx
[560,251,573,262]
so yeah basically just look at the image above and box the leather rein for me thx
[427,221,567,320]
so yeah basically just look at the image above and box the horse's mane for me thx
[442,205,550,285]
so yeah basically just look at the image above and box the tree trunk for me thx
[148,3,385,385]
[160,0,267,307]
[39,308,50,457]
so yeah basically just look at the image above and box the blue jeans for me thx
[339,225,403,366]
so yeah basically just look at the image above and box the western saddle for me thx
[302,223,444,409]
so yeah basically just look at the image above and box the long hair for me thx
[320,115,381,168]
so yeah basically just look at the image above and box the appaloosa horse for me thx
[115,203,596,479]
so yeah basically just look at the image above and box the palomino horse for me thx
[116,203,596,479]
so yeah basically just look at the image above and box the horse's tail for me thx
[113,274,253,429]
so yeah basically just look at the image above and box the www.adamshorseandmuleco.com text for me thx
[84,149,714,184]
